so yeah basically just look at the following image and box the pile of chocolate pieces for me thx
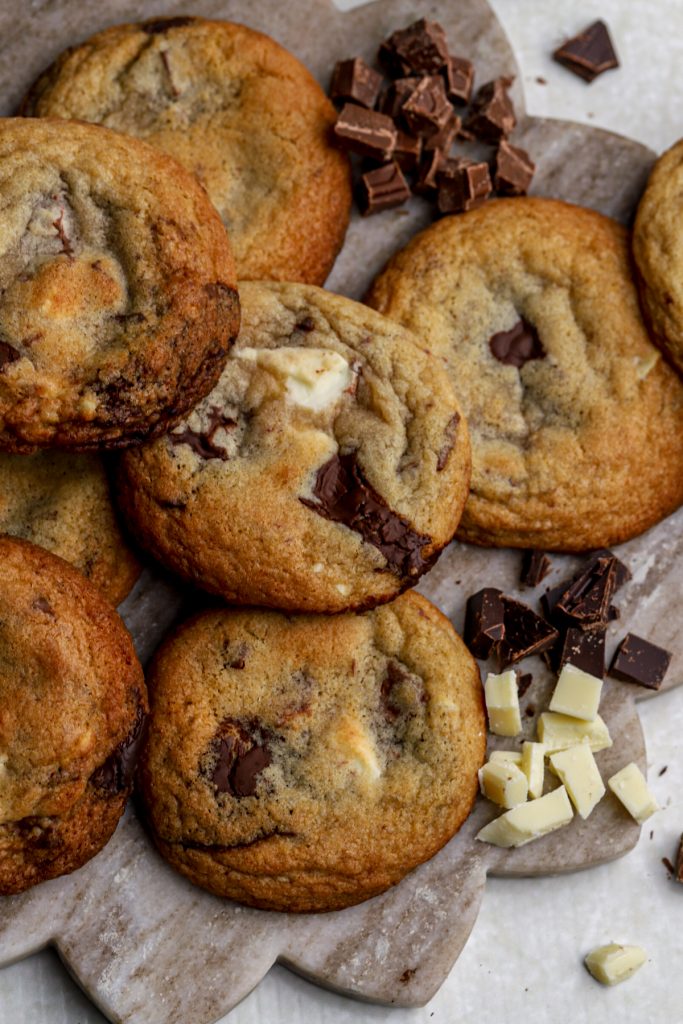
[329,18,534,216]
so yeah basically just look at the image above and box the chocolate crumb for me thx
[400,967,417,984]
[517,672,533,698]
[659,766,668,776]
[675,835,683,884]
[663,857,675,877]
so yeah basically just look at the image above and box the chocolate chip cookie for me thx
[0,451,139,606]
[0,117,238,453]
[117,281,470,613]
[20,16,351,285]
[0,537,146,895]
[139,591,485,912]
[633,139,683,376]
[367,197,683,550]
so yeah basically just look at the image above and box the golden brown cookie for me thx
[0,117,238,453]
[633,139,683,375]
[116,281,470,613]
[20,16,351,285]
[367,197,683,550]
[0,537,146,896]
[0,451,139,605]
[139,591,485,912]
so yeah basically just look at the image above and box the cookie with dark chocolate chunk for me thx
[138,591,485,912]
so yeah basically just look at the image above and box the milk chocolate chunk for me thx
[558,626,606,678]
[210,719,271,798]
[414,149,443,195]
[394,130,422,171]
[0,340,20,370]
[464,587,505,658]
[674,834,683,884]
[423,112,461,153]
[466,77,516,142]
[300,452,433,578]
[553,20,619,83]
[437,159,491,214]
[379,77,420,119]
[495,596,559,669]
[330,57,384,109]
[358,161,411,215]
[333,103,397,160]
[442,55,474,105]
[521,550,551,588]
[489,319,545,368]
[494,140,535,196]
[609,633,671,690]
[379,19,449,77]
[91,700,147,794]
[170,406,237,461]
[402,76,452,136]
[436,412,460,471]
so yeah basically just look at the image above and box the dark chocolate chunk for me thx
[558,626,606,678]
[663,857,675,877]
[379,77,420,119]
[590,549,631,591]
[32,596,55,617]
[464,587,505,659]
[330,57,383,109]
[549,554,617,630]
[379,19,449,77]
[210,719,271,798]
[381,659,425,722]
[437,159,491,214]
[90,699,147,795]
[490,319,545,368]
[553,20,619,83]
[143,16,194,34]
[300,452,433,578]
[609,633,672,691]
[674,834,683,885]
[413,148,443,195]
[436,412,460,471]
[517,672,533,698]
[521,550,551,588]
[296,316,316,333]
[358,161,411,215]
[402,76,452,136]
[231,745,272,798]
[393,130,422,171]
[442,55,474,105]
[465,77,516,142]
[170,405,237,461]
[495,596,559,669]
[423,111,461,153]
[494,140,535,196]
[333,103,397,160]
[0,340,20,370]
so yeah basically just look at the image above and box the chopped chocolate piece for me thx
[442,55,474,105]
[495,596,559,669]
[517,672,533,698]
[402,76,452,136]
[557,626,606,678]
[0,340,20,370]
[413,148,443,195]
[330,57,384,109]
[609,633,672,691]
[379,77,420,119]
[210,718,271,798]
[590,549,631,591]
[393,130,422,172]
[489,318,545,368]
[358,161,411,215]
[333,103,397,160]
[464,587,505,659]
[381,659,425,722]
[494,140,535,196]
[296,316,316,333]
[379,19,449,77]
[551,555,616,629]
[300,452,433,578]
[436,412,460,471]
[521,550,551,588]
[423,111,461,153]
[170,406,237,461]
[553,20,619,83]
[466,77,516,142]
[675,835,683,884]
[90,699,147,794]
[437,159,491,214]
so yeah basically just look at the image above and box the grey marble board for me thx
[0,1,674,1023]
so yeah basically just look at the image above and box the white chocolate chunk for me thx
[484,670,522,737]
[549,739,605,819]
[478,760,528,809]
[607,762,659,824]
[235,346,352,411]
[634,351,660,380]
[327,715,382,791]
[537,711,612,754]
[549,663,603,721]
[476,785,573,848]
[489,749,523,766]
[584,944,647,986]
[521,741,545,799]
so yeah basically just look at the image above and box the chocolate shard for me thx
[300,452,433,579]
[436,412,460,471]
[674,834,683,885]
[494,140,535,196]
[0,340,20,370]
[393,130,422,172]
[333,103,397,160]
[413,148,443,195]
[521,550,551,588]
[423,111,461,153]
[494,596,559,669]
[590,549,631,591]
[402,75,452,136]
[464,587,505,659]
[90,699,147,795]
[557,625,606,678]
[490,319,545,368]
[437,159,491,214]
[545,553,619,630]
[465,77,516,142]
[553,20,619,83]
[379,19,449,77]
[170,405,237,461]
[609,633,672,691]
[358,161,411,215]
[330,57,384,109]
[442,55,474,105]
[210,718,271,798]
[379,77,420,119]
[517,672,533,698]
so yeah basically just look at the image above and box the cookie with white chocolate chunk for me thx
[138,591,485,912]
[117,281,470,612]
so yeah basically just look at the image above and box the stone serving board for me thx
[0,1,678,1022]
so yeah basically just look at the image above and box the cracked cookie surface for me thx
[0,117,238,452]
[367,197,683,550]
[0,537,146,895]
[20,16,351,285]
[139,591,485,912]
[117,281,470,612]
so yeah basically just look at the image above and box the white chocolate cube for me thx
[521,741,545,799]
[484,671,522,737]
[537,711,612,754]
[607,762,659,824]
[476,785,573,848]
[584,944,647,986]
[235,346,352,411]
[549,663,603,721]
[489,749,523,766]
[479,761,528,809]
[549,739,605,819]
